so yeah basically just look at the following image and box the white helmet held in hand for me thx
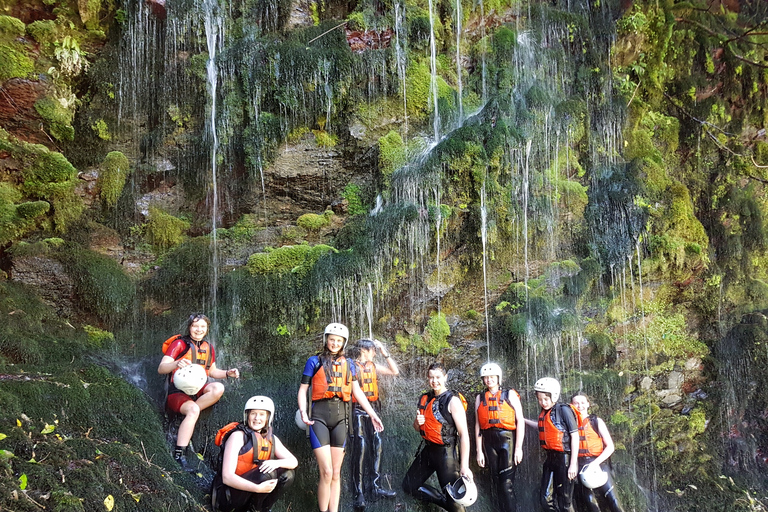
[173,364,207,395]
[534,377,561,403]
[579,462,609,489]
[444,476,477,507]
[243,396,275,426]
[295,409,308,430]
[324,323,349,348]
[480,362,502,384]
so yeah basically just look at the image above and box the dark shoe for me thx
[374,487,396,498]
[353,493,366,509]
[173,450,188,470]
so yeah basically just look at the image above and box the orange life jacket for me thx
[215,422,273,476]
[577,413,605,458]
[311,357,353,401]
[353,361,379,403]
[477,389,518,431]
[538,403,577,452]
[418,390,468,445]
[167,337,214,391]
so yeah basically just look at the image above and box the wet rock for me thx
[75,169,100,208]
[0,79,51,146]
[146,0,167,20]
[10,256,74,317]
[640,376,654,390]
[668,371,685,392]
[346,29,393,53]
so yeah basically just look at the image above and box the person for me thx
[474,362,525,512]
[525,377,579,512]
[297,323,384,512]
[211,396,298,512]
[157,313,240,468]
[349,338,399,508]
[402,362,474,512]
[570,393,625,512]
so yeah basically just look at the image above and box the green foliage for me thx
[0,42,34,81]
[98,151,130,208]
[145,207,190,254]
[218,214,261,242]
[34,96,75,141]
[378,130,407,178]
[297,209,333,231]
[57,246,135,325]
[91,118,111,140]
[82,325,114,349]
[341,184,366,216]
[246,243,336,277]
[0,183,49,245]
[313,130,337,147]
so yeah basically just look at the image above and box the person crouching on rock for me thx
[211,396,297,512]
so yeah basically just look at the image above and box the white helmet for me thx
[243,396,274,427]
[295,409,307,430]
[173,364,207,395]
[534,377,561,403]
[579,462,608,489]
[480,363,502,384]
[324,323,349,348]
[444,476,477,507]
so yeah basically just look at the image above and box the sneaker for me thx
[173,450,188,470]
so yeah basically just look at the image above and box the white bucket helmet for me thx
[243,396,274,427]
[480,362,502,384]
[173,364,207,395]
[294,409,308,430]
[444,476,477,507]
[534,377,561,403]
[324,322,349,348]
[579,462,608,489]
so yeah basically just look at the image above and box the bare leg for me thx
[329,446,346,512]
[314,445,333,512]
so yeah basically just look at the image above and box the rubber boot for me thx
[351,428,367,508]
[370,432,395,499]
[414,485,450,509]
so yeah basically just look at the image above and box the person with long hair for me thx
[570,393,625,512]
[158,313,239,468]
[297,323,384,512]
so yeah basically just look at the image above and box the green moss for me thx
[57,246,135,325]
[246,243,336,277]
[91,119,111,140]
[341,184,366,216]
[145,207,190,254]
[98,151,130,208]
[83,325,114,349]
[0,15,25,37]
[297,209,333,231]
[34,97,75,142]
[0,43,34,81]
[423,312,451,354]
[0,183,49,245]
[378,130,406,179]
[26,20,58,51]
[313,130,337,147]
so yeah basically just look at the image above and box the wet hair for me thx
[184,313,210,339]
[356,339,376,351]
[427,361,447,376]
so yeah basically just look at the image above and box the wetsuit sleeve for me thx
[165,339,188,359]
[561,404,579,433]
[349,359,357,381]
[301,356,320,385]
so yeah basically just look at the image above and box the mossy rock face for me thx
[34,96,75,142]
[97,151,130,208]
[246,243,336,277]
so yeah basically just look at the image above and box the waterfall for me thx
[455,0,464,123]
[428,0,440,141]
[481,180,490,360]
[203,0,223,332]
[394,0,408,138]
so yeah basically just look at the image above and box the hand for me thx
[476,451,485,468]
[226,368,240,379]
[258,460,282,474]
[371,414,384,432]
[416,412,425,426]
[514,448,523,465]
[176,359,190,369]
[375,339,390,357]
[568,463,578,481]
[460,468,473,482]
[301,410,314,426]
[254,478,278,494]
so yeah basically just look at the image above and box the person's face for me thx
[483,375,499,389]
[360,347,375,362]
[537,391,554,410]
[571,395,590,415]
[189,318,209,341]
[428,369,447,392]
[326,334,345,354]
[248,409,269,430]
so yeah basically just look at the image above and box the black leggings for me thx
[211,467,295,512]
[309,398,348,449]
[402,442,465,512]
[481,429,518,512]
[540,450,575,512]
[573,458,624,512]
